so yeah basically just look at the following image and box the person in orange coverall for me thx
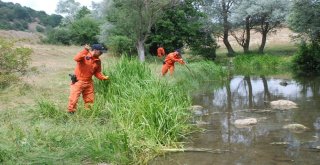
[161,49,185,76]
[157,44,166,59]
[67,44,109,113]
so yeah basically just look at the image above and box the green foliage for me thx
[47,3,100,45]
[188,29,218,60]
[147,0,217,59]
[35,25,45,32]
[0,38,32,88]
[44,28,72,45]
[107,35,135,55]
[94,57,193,163]
[75,6,91,19]
[233,54,290,75]
[292,43,320,76]
[69,17,100,45]
[102,0,171,59]
[35,99,67,120]
[0,1,62,31]
[288,0,320,43]
[38,12,63,28]
[0,55,229,164]
[0,74,19,90]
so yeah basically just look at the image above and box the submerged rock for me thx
[190,105,203,111]
[283,124,309,133]
[270,100,298,110]
[234,118,257,128]
[279,81,288,86]
[313,117,320,130]
[190,105,209,116]
[270,142,289,145]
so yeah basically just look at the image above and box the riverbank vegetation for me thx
[1,0,319,164]
[0,56,226,164]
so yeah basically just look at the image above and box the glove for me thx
[103,76,109,80]
[84,44,91,51]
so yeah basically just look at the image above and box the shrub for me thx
[107,35,135,55]
[292,42,320,76]
[36,25,45,33]
[69,17,100,45]
[44,28,72,45]
[233,54,289,75]
[0,38,32,88]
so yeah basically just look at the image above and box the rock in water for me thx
[270,100,298,110]
[234,118,257,128]
[279,81,288,86]
[314,117,320,130]
[190,105,209,116]
[283,124,309,133]
[190,105,203,111]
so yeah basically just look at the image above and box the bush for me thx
[36,25,45,33]
[44,28,72,45]
[107,35,135,55]
[0,38,32,88]
[188,30,218,60]
[69,17,100,45]
[233,54,290,75]
[292,42,320,76]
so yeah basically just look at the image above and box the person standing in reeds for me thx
[161,49,185,76]
[157,44,166,59]
[67,44,109,114]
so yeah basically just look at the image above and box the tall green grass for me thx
[0,56,226,164]
[232,54,292,75]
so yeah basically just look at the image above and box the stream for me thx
[150,75,320,165]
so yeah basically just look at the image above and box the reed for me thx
[232,54,291,75]
[0,56,226,164]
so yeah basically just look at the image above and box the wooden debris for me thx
[160,148,230,154]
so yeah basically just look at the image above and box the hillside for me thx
[217,28,297,54]
[0,1,62,32]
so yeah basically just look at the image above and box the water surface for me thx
[151,76,320,165]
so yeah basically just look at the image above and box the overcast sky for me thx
[2,0,103,15]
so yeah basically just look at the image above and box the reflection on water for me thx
[150,76,320,165]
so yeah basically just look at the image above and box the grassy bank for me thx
[232,54,292,75]
[0,56,225,164]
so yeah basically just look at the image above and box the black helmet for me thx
[91,44,108,53]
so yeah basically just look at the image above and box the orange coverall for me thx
[67,49,108,112]
[157,47,166,58]
[161,51,185,76]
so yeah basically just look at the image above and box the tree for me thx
[69,17,100,45]
[288,0,320,76]
[288,0,320,44]
[56,0,81,25]
[148,0,218,60]
[75,6,91,20]
[102,0,172,61]
[204,0,237,56]
[230,0,254,53]
[248,0,290,54]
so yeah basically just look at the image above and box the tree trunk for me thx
[223,31,235,56]
[243,16,250,53]
[244,76,253,108]
[136,40,145,62]
[222,0,235,56]
[259,22,269,54]
[261,75,271,102]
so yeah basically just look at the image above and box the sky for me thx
[2,0,103,15]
